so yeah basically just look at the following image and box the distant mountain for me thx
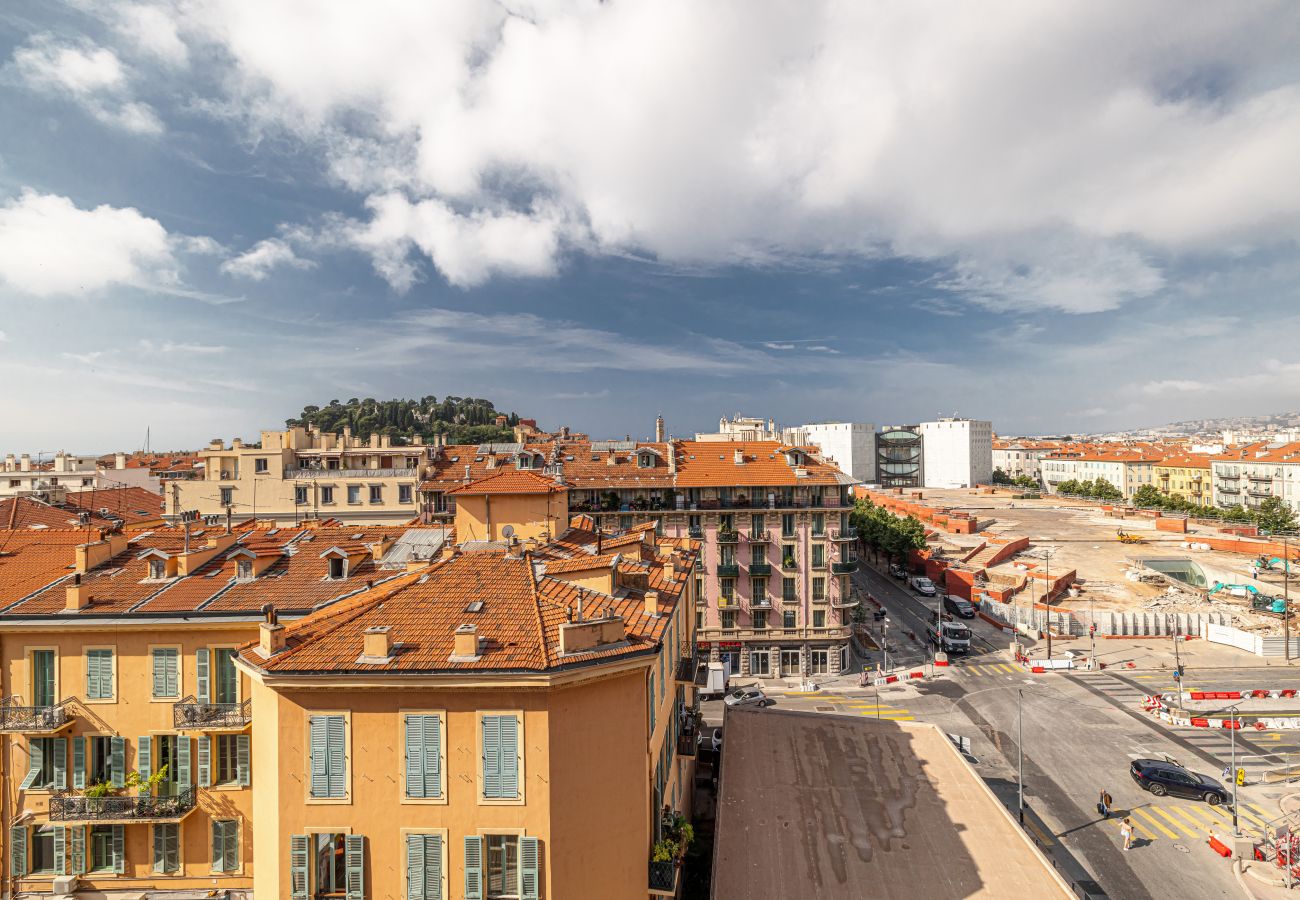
[286,396,523,445]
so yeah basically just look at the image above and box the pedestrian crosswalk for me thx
[1114,801,1275,842]
[841,700,915,721]
[953,661,1021,677]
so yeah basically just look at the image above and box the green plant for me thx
[84,765,169,799]
[652,839,678,862]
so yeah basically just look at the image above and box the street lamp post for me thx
[1018,688,1025,825]
[1043,550,1055,659]
[1229,704,1240,835]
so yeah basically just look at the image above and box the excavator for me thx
[1116,529,1146,544]
[1208,581,1287,614]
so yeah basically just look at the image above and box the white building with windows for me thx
[784,422,876,482]
[1210,442,1300,513]
[919,419,993,489]
[1,452,103,499]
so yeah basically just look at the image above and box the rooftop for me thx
[712,708,1072,900]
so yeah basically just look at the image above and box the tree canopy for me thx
[286,396,523,445]
[851,499,928,561]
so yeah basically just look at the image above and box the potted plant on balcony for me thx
[84,764,170,800]
[782,555,797,570]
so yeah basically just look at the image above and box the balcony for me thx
[1219,486,1241,495]
[688,527,703,539]
[50,787,197,824]
[0,699,73,734]
[674,649,699,683]
[675,732,697,758]
[781,593,799,605]
[717,564,740,578]
[1220,473,1241,481]
[286,468,419,479]
[716,530,740,544]
[831,560,859,575]
[1249,488,1273,498]
[781,558,798,571]
[832,593,861,609]
[747,562,772,576]
[747,531,770,543]
[830,527,858,541]
[1249,473,1273,482]
[749,595,772,609]
[697,625,850,643]
[649,859,679,896]
[173,698,251,732]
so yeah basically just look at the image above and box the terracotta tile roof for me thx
[62,487,165,524]
[1209,441,1300,464]
[0,488,164,530]
[446,469,567,495]
[0,530,93,601]
[673,441,845,487]
[239,525,700,676]
[1154,453,1213,470]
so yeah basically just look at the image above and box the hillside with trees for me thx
[286,396,523,445]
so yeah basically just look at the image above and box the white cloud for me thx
[113,4,189,67]
[0,190,180,296]
[11,36,164,134]
[220,238,314,281]
[167,1,1300,310]
[763,342,796,351]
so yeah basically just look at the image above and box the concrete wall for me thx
[920,420,993,489]
[797,423,876,483]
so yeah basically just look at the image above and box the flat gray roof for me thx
[711,707,1073,900]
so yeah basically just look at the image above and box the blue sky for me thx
[2,1,1299,453]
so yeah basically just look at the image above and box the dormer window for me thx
[328,557,346,579]
[236,559,254,581]
[148,559,166,580]
[638,452,654,468]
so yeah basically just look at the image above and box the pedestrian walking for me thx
[1120,817,1134,850]
[1097,789,1112,819]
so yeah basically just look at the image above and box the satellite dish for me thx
[502,525,516,539]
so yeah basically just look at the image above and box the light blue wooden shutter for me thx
[237,734,251,786]
[290,835,310,900]
[210,821,224,872]
[137,736,152,791]
[10,826,25,876]
[53,737,67,790]
[425,717,440,797]
[53,826,65,875]
[152,649,166,697]
[153,824,168,873]
[69,825,85,874]
[72,736,85,789]
[110,736,125,787]
[177,735,191,786]
[86,649,113,699]
[406,834,424,900]
[481,717,500,798]
[167,823,180,872]
[223,821,238,872]
[111,824,125,874]
[327,716,346,798]
[425,835,443,900]
[499,715,519,798]
[519,836,539,900]
[20,739,42,789]
[464,836,483,900]
[195,648,210,704]
[197,735,211,787]
[344,834,365,900]
[405,715,424,798]
[309,717,328,796]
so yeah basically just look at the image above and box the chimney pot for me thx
[65,574,91,612]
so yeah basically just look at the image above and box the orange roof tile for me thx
[446,469,567,495]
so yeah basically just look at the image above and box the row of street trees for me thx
[991,468,1040,489]
[1053,478,1124,501]
[850,499,928,563]
[1129,484,1297,532]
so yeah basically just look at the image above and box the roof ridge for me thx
[524,550,554,668]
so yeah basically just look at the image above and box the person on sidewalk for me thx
[1098,789,1112,819]
[1120,817,1134,850]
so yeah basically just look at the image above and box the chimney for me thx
[20,453,31,472]
[231,438,243,449]
[734,448,745,465]
[464,464,472,482]
[406,557,429,572]
[381,434,392,448]
[664,555,676,583]
[452,624,480,660]
[362,625,392,659]
[370,432,380,449]
[114,452,127,470]
[668,444,677,475]
[655,415,665,442]
[644,589,661,618]
[259,621,286,656]
[65,574,91,612]
[368,537,395,561]
[208,439,223,451]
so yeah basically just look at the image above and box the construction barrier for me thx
[1208,834,1232,858]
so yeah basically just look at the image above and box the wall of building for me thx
[452,492,566,542]
[796,423,876,483]
[920,420,993,489]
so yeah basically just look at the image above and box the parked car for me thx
[944,596,976,618]
[1130,758,1230,805]
[889,563,908,580]
[724,688,772,708]
[910,575,938,596]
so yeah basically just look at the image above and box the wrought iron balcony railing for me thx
[50,786,196,823]
[649,859,679,895]
[831,560,859,575]
[747,562,772,576]
[716,564,740,578]
[0,698,73,733]
[173,697,251,731]
[716,530,740,544]
[830,527,858,541]
[747,530,770,543]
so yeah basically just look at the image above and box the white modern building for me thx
[919,419,993,489]
[0,452,101,499]
[784,422,876,482]
[1210,442,1300,514]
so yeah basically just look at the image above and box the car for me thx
[724,688,772,708]
[1130,758,1230,805]
[910,576,937,596]
[944,596,976,618]
[889,563,908,580]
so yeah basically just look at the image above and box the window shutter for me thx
[210,821,224,872]
[425,716,441,798]
[197,735,211,787]
[153,823,167,873]
[20,739,42,789]
[109,736,125,788]
[53,825,65,875]
[152,649,166,698]
[463,836,483,900]
[290,835,310,900]
[237,734,251,787]
[405,715,426,798]
[10,826,25,877]
[177,735,191,786]
[72,736,85,789]
[425,834,443,900]
[53,737,67,790]
[112,824,125,874]
[166,649,179,696]
[223,821,238,873]
[327,716,346,798]
[481,717,500,798]
[69,825,85,874]
[499,715,519,799]
[39,651,54,706]
[406,834,425,900]
[167,823,181,873]
[138,735,152,790]
[344,834,365,900]
[196,648,210,704]
[519,836,540,900]
[85,651,97,698]
[309,717,329,797]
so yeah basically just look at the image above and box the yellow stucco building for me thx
[1153,453,1212,504]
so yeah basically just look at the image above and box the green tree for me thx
[1254,497,1298,534]
[1132,484,1163,509]
[992,468,1012,485]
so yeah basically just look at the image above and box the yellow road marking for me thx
[869,714,915,720]
[992,663,1014,674]
[1249,803,1277,821]
[1118,817,1158,841]
[1235,805,1269,828]
[1151,806,1203,839]
[1180,804,1228,827]
[1024,817,1055,846]
[1168,806,1217,835]
[1132,808,1179,839]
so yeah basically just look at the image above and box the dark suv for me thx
[1130,758,1229,805]
[944,596,975,619]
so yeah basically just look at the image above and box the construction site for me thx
[859,485,1300,641]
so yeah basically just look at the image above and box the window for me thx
[781,544,795,567]
[151,648,180,699]
[149,557,167,579]
[487,834,519,899]
[688,515,702,536]
[348,485,362,505]
[719,543,735,566]
[752,610,767,630]
[781,649,801,674]
[404,714,443,799]
[20,737,62,790]
[812,545,826,568]
[214,648,238,704]
[236,559,254,580]
[315,833,347,896]
[144,735,189,797]
[751,513,764,534]
[694,577,704,600]
[30,826,56,873]
[783,610,796,629]
[720,609,737,630]
[782,577,796,601]
[84,735,118,788]
[219,487,233,506]
[320,486,335,505]
[86,649,113,700]
[31,649,55,707]
[81,477,93,486]
[154,822,180,873]
[812,513,825,536]
[720,578,735,603]
[308,715,347,799]
[211,820,238,873]
[481,714,520,800]
[750,578,767,605]
[813,610,826,628]
[781,513,795,537]
[90,824,122,872]
[328,556,346,579]
[750,545,766,566]
[254,458,269,473]
[751,651,771,676]
[810,649,829,675]
[370,485,383,504]
[813,577,826,602]
[295,486,308,505]
[406,834,445,899]
[399,484,413,504]
[215,734,242,785]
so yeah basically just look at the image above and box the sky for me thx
[2,1,1300,453]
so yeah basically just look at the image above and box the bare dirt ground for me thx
[917,487,1298,630]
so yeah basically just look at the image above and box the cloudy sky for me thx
[2,1,1299,452]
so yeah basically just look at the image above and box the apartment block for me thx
[1,453,101,499]
[784,422,876,483]
[1210,442,1300,513]
[920,419,993,489]
[1153,453,1212,504]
